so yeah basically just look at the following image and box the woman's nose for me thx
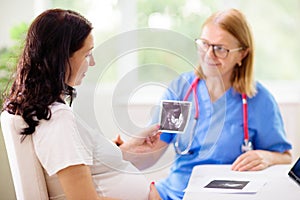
[89,55,96,66]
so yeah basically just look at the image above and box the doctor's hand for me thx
[118,124,168,170]
[231,150,270,171]
[231,149,292,171]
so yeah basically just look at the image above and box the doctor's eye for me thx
[195,39,210,51]
[213,45,226,53]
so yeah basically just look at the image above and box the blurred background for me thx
[1,0,300,199]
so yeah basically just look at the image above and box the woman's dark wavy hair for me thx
[2,8,93,135]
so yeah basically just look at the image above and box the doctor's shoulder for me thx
[166,72,196,95]
[170,71,196,86]
[249,81,279,108]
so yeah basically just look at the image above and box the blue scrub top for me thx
[152,71,292,200]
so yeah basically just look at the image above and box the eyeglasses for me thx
[195,38,244,59]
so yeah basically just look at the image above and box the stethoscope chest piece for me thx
[174,77,253,155]
[241,140,253,152]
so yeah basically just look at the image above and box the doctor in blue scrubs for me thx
[119,8,292,200]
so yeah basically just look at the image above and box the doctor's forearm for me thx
[121,151,162,170]
[120,141,168,170]
[268,150,292,165]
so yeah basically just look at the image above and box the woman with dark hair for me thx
[1,8,161,200]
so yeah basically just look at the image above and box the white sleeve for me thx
[33,106,93,176]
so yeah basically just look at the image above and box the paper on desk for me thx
[185,176,267,194]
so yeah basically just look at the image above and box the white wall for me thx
[0,0,51,48]
[279,103,300,160]
[0,0,33,47]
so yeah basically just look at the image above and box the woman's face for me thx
[67,33,95,86]
[198,23,246,80]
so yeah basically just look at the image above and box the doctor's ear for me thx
[237,48,249,66]
[241,48,249,60]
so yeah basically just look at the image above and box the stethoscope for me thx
[174,77,253,155]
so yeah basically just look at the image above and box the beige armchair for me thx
[1,111,48,200]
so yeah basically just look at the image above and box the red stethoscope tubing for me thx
[185,77,249,144]
[242,93,249,141]
[183,78,200,119]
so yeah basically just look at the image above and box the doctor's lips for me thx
[204,60,220,66]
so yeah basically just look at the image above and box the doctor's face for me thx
[197,23,245,79]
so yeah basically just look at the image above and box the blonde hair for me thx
[195,8,256,97]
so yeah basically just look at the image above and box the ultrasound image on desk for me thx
[204,180,249,190]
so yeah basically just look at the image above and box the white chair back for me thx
[1,111,48,200]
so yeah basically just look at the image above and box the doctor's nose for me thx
[207,46,217,58]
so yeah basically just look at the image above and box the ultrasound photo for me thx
[204,180,249,190]
[159,100,191,133]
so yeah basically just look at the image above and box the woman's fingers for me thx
[113,134,124,146]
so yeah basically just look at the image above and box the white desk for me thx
[183,164,300,200]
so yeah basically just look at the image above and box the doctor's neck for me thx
[205,76,231,102]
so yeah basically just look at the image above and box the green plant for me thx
[0,22,28,106]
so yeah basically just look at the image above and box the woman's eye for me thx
[86,51,93,57]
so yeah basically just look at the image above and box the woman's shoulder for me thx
[43,102,75,124]
[50,102,72,113]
